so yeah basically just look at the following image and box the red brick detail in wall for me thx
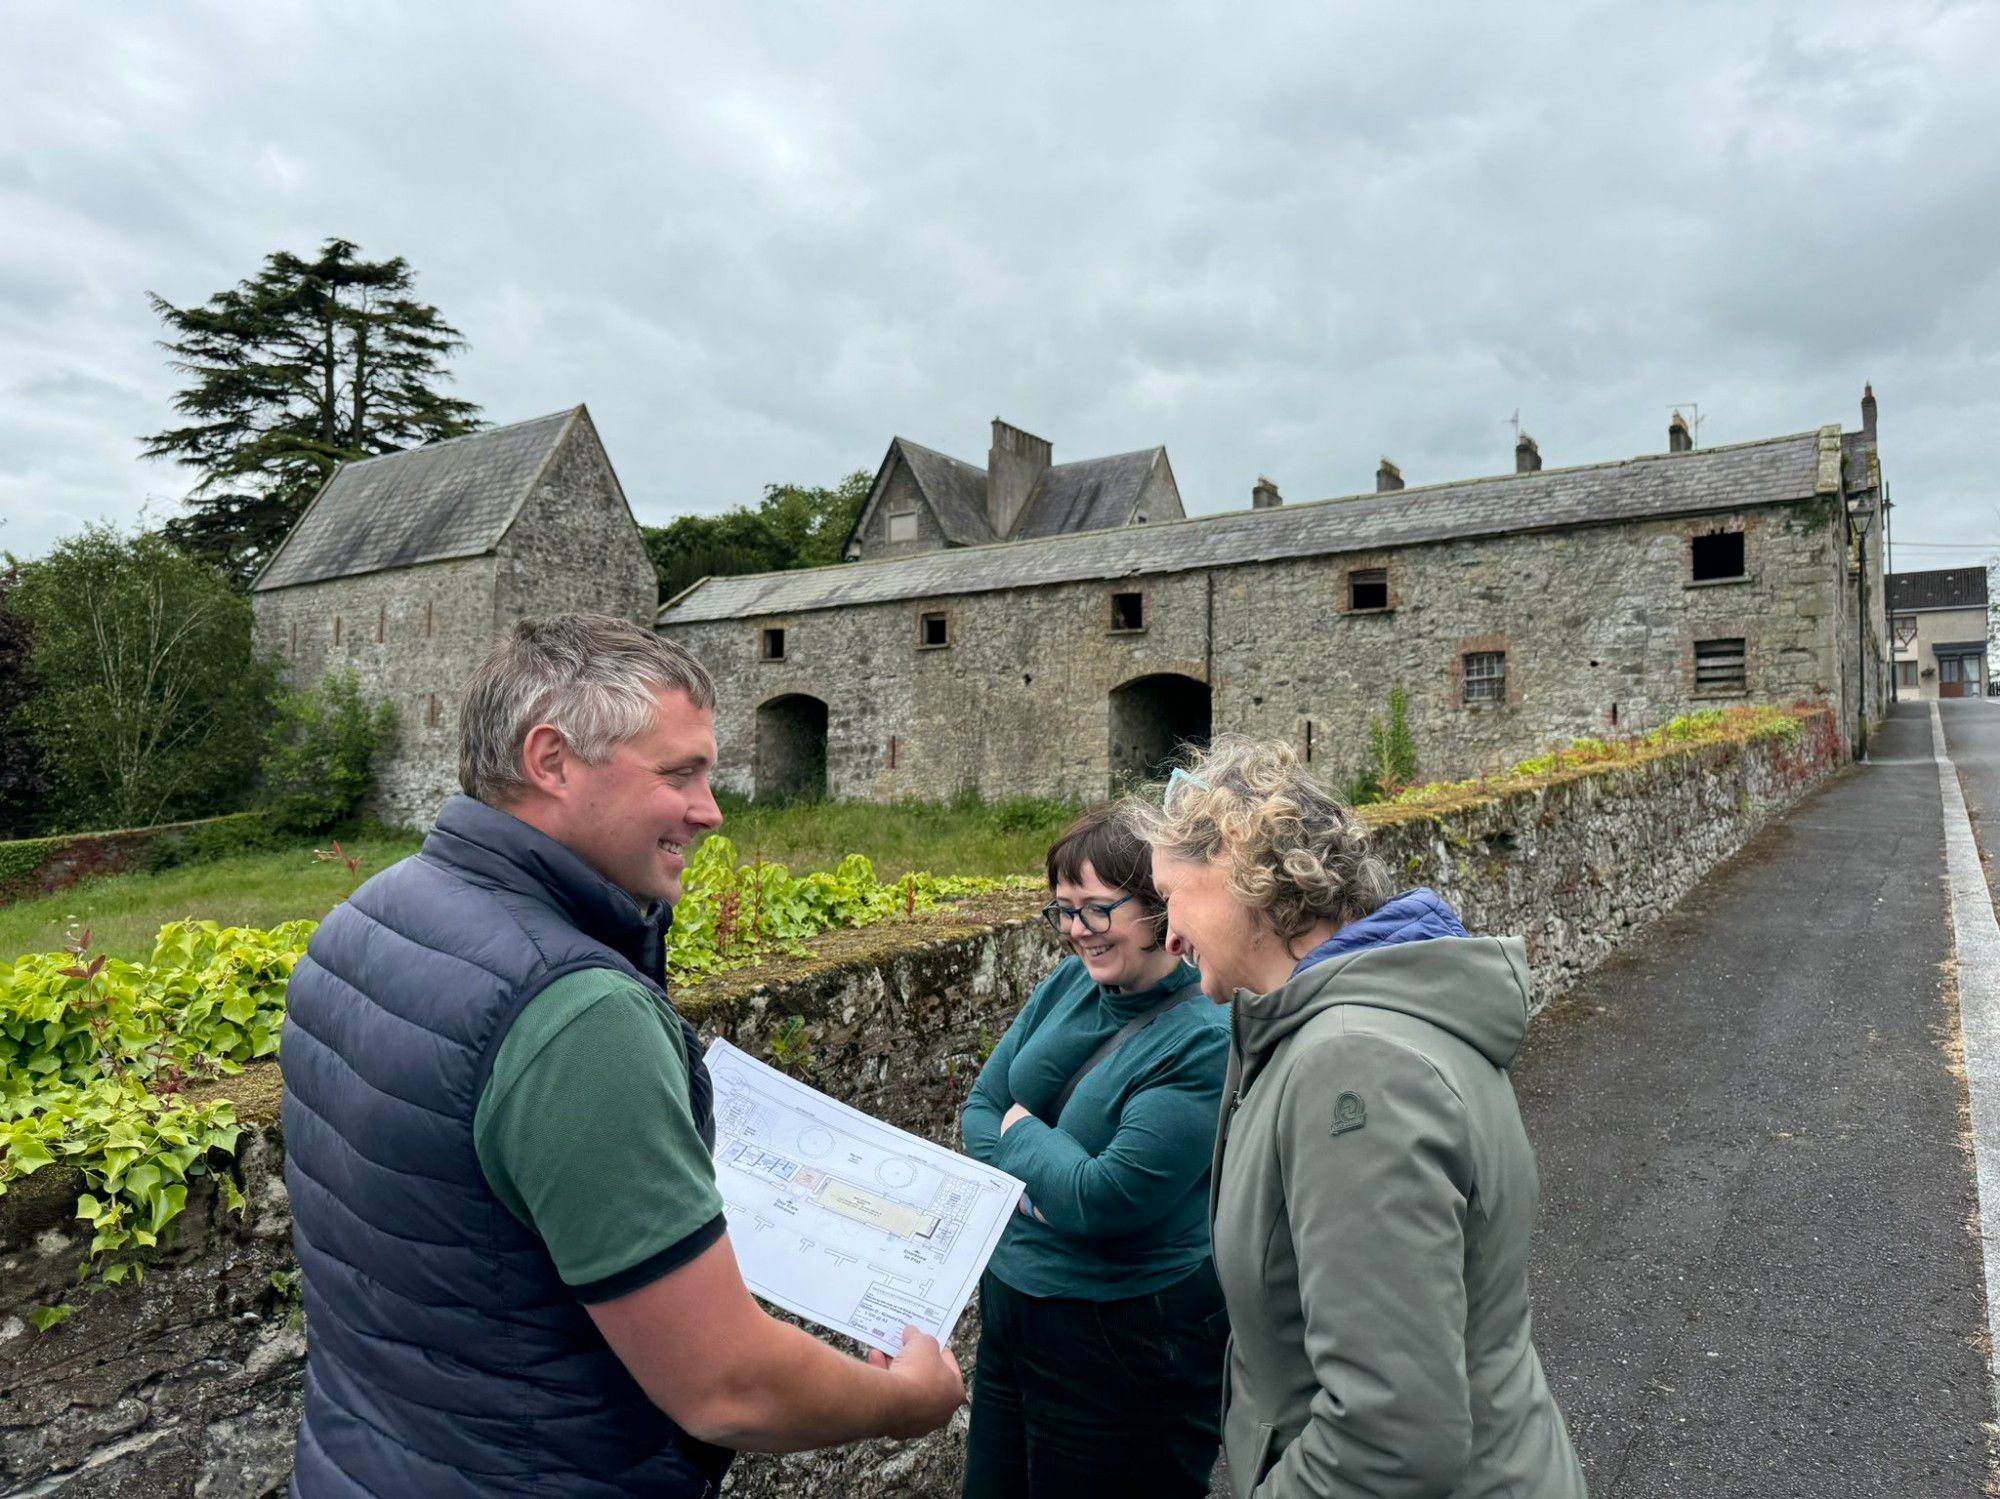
[1452,632,1519,706]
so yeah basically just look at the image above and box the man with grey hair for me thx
[280,614,963,1498]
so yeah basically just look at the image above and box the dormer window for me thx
[887,511,918,544]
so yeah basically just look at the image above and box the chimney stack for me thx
[1376,458,1404,493]
[987,418,1051,537]
[1515,433,1542,473]
[1669,411,1693,453]
[1252,476,1283,509]
[1861,382,1877,440]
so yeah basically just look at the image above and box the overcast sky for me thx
[3,1,1996,573]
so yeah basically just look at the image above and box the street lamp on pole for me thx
[1849,499,1877,758]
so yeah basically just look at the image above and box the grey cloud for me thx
[0,0,1995,572]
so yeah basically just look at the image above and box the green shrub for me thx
[1,843,1029,1292]
[987,797,1079,836]
[259,671,396,832]
[0,918,307,1288]
[143,812,291,872]
[665,836,1034,982]
[1345,683,1419,805]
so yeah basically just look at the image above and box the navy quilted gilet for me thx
[281,794,730,1497]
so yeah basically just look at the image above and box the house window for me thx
[760,626,787,661]
[887,511,918,544]
[426,694,442,729]
[289,621,298,656]
[1463,650,1507,704]
[918,611,950,649]
[425,601,435,637]
[1691,530,1746,582]
[1694,637,1748,694]
[1110,592,1144,632]
[377,603,386,643]
[1896,660,1918,689]
[1348,567,1389,611]
[333,615,342,646]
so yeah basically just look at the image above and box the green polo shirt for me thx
[473,969,726,1304]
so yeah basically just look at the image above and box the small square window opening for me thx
[919,612,950,649]
[1110,593,1144,631]
[1694,637,1747,694]
[760,627,787,661]
[1349,568,1389,611]
[1463,651,1507,704]
[1691,531,1746,582]
[887,512,918,544]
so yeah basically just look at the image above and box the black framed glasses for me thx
[1042,894,1138,936]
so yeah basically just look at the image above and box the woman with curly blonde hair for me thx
[1129,737,1585,1499]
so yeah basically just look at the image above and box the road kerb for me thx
[1933,700,2000,1419]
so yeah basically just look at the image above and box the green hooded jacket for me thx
[1209,932,1587,1498]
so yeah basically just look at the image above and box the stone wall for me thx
[671,498,1850,805]
[491,411,657,634]
[852,456,955,563]
[252,414,659,830]
[0,714,1842,1496]
[252,553,501,828]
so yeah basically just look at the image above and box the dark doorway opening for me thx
[755,694,829,801]
[1108,674,1212,792]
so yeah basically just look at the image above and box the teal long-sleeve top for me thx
[961,955,1229,1301]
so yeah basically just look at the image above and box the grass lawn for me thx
[0,794,1076,962]
[0,831,425,961]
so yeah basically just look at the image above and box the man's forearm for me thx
[701,1312,917,1452]
[589,1232,960,1451]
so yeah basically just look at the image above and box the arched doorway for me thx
[1108,674,1212,792]
[754,694,829,801]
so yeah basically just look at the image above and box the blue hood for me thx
[1292,887,1468,976]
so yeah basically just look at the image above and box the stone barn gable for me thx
[841,418,1182,562]
[252,405,657,827]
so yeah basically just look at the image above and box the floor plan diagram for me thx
[703,1038,1024,1354]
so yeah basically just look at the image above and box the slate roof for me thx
[663,428,1837,624]
[866,438,1166,550]
[1888,567,1989,613]
[252,408,579,591]
[893,440,992,546]
[1012,449,1164,539]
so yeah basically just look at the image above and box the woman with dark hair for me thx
[959,806,1230,1498]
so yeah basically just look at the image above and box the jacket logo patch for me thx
[1332,1092,1367,1136]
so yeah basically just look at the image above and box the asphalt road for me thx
[1940,697,2000,910]
[1517,701,1993,1496]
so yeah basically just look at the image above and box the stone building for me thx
[840,418,1182,563]
[252,407,657,826]
[1888,566,1988,699]
[658,393,1888,802]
